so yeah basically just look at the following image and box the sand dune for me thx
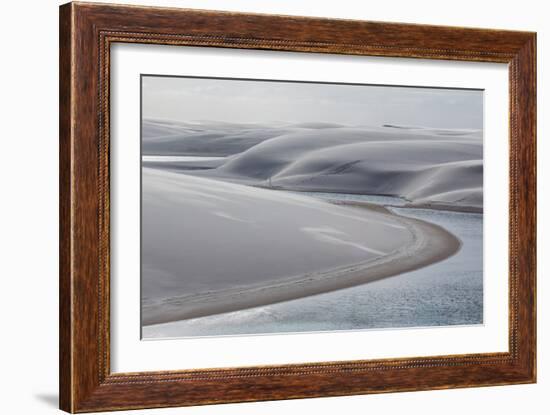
[141,168,459,326]
[142,119,302,156]
[142,120,483,210]
[198,126,481,210]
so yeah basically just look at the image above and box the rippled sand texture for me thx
[143,120,483,211]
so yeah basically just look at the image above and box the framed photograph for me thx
[59,2,536,412]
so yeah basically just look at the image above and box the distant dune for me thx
[142,119,300,156]
[141,169,459,326]
[142,119,483,210]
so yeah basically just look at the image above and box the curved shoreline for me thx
[142,203,461,327]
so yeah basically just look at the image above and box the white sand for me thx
[142,169,459,326]
[142,120,483,210]
[213,128,483,210]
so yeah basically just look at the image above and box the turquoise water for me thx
[143,193,483,338]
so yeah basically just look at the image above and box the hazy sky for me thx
[142,75,483,129]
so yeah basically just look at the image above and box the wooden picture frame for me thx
[59,2,536,412]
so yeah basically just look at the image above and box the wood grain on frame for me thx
[59,2,536,412]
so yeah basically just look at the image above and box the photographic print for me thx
[140,75,483,339]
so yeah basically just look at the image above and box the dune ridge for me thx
[141,119,483,211]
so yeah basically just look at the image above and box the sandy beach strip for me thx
[142,202,460,327]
